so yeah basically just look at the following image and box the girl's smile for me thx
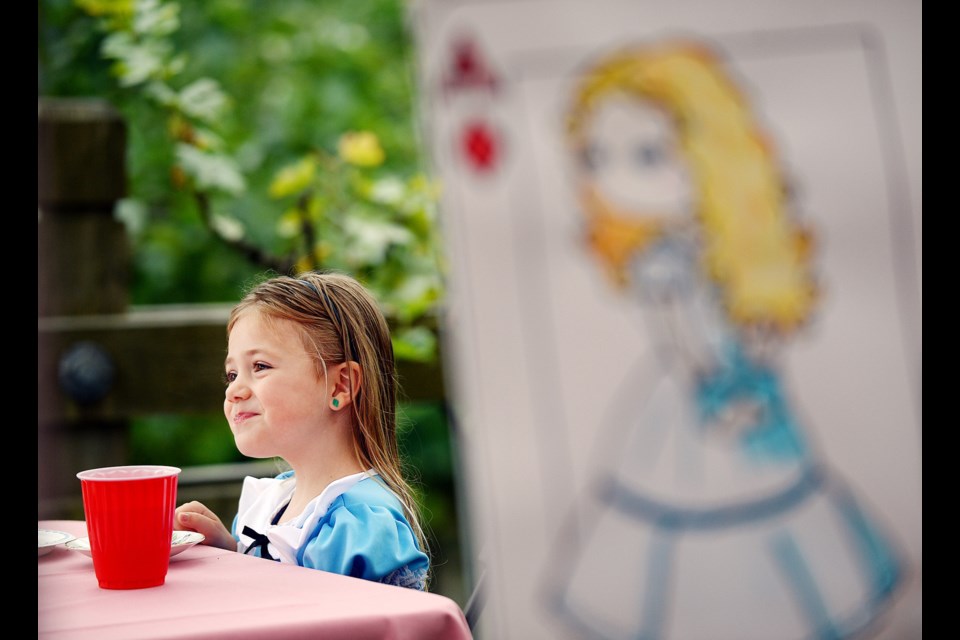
[231,411,260,427]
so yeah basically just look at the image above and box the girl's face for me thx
[223,311,329,460]
[579,96,693,221]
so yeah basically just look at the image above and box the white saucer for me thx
[65,531,205,558]
[39,529,77,557]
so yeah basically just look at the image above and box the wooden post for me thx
[38,98,129,518]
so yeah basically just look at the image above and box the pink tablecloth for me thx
[39,520,472,640]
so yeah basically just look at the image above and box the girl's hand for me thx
[174,501,236,551]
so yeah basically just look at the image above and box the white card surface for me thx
[412,2,921,638]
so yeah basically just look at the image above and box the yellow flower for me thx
[338,131,385,167]
[76,0,134,19]
[269,156,317,199]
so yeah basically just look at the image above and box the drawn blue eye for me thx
[635,143,666,167]
[581,144,605,171]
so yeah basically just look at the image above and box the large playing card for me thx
[412,2,921,638]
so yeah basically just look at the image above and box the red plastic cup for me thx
[76,465,181,589]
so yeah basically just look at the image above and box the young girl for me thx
[175,271,430,590]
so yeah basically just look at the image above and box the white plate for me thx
[39,529,77,557]
[65,531,206,558]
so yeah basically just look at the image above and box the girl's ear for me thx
[330,361,362,410]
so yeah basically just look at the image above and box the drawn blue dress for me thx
[547,238,903,639]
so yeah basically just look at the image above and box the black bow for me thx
[242,526,275,561]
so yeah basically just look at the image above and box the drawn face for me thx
[579,96,692,221]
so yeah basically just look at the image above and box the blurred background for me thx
[38,0,471,606]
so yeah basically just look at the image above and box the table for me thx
[39,520,473,640]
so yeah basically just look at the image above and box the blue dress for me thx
[232,470,429,590]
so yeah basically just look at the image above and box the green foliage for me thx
[38,0,445,362]
[129,413,244,467]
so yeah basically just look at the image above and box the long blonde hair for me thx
[567,41,818,334]
[228,270,430,584]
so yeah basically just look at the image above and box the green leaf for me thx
[132,0,179,38]
[175,144,246,195]
[388,274,441,324]
[276,209,302,239]
[392,326,437,363]
[369,176,405,207]
[343,214,415,266]
[114,197,149,237]
[210,214,245,242]
[104,36,171,86]
[191,127,227,152]
[143,80,177,106]
[178,78,229,123]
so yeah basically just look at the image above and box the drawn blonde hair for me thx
[229,270,430,586]
[567,41,818,332]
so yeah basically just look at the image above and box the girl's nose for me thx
[225,377,251,402]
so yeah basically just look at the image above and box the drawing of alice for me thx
[544,41,904,640]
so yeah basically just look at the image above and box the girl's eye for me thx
[253,362,271,372]
[224,371,237,385]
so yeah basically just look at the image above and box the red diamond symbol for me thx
[462,122,498,172]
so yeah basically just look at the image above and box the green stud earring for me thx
[332,398,340,408]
